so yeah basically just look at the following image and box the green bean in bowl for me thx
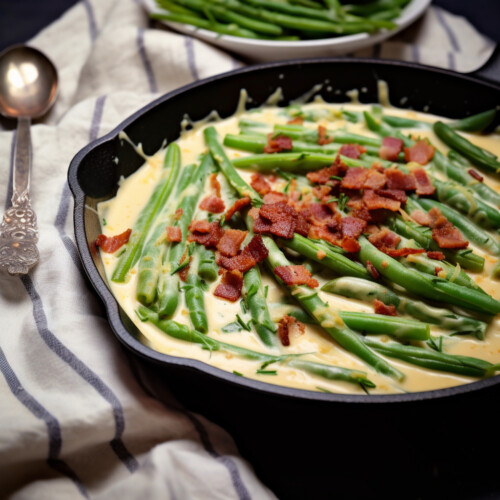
[95,93,500,395]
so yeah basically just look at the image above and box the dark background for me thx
[1,0,500,51]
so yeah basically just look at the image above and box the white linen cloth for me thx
[0,1,495,498]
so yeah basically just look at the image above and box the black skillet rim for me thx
[68,57,500,405]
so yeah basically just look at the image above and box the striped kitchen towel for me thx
[0,0,495,498]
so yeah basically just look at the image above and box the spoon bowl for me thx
[0,45,58,275]
[0,45,58,119]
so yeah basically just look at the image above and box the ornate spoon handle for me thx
[0,117,39,276]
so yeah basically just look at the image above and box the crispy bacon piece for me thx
[363,189,401,212]
[214,270,244,302]
[427,250,445,260]
[307,202,335,225]
[174,208,183,220]
[410,209,430,226]
[210,173,221,198]
[278,315,305,347]
[312,185,332,201]
[435,266,443,276]
[250,173,272,195]
[468,169,483,182]
[341,216,367,239]
[274,265,318,288]
[225,196,251,221]
[166,226,182,243]
[404,140,435,165]
[253,202,298,239]
[188,220,224,248]
[385,168,416,191]
[412,168,435,195]
[217,229,248,257]
[217,235,268,273]
[341,237,361,253]
[373,299,397,316]
[95,228,132,253]
[288,116,304,125]
[199,195,225,214]
[317,125,333,145]
[308,225,341,247]
[428,207,468,249]
[363,168,386,190]
[376,188,407,204]
[368,227,401,250]
[295,212,311,237]
[379,136,403,162]
[306,163,346,185]
[263,191,288,204]
[264,134,293,154]
[341,167,368,189]
[366,260,380,279]
[383,247,425,258]
[339,143,366,159]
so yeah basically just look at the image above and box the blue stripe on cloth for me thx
[137,28,158,93]
[90,95,106,142]
[83,0,98,41]
[435,7,460,52]
[5,130,16,210]
[20,274,139,473]
[0,348,89,498]
[184,37,200,81]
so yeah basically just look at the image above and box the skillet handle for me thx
[467,44,500,85]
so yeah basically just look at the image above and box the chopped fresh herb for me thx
[257,369,278,375]
[260,359,276,370]
[170,244,193,275]
[427,335,444,352]
[325,197,339,204]
[221,322,243,333]
[316,386,333,393]
[283,179,292,193]
[233,370,244,377]
[329,175,342,181]
[236,313,252,331]
[276,168,295,181]
[264,285,269,298]
[338,192,349,212]
[102,218,107,226]
[240,299,248,314]
[219,214,226,226]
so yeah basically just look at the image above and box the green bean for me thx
[322,277,488,339]
[198,248,218,281]
[232,151,336,172]
[448,109,497,133]
[434,121,500,174]
[112,143,182,283]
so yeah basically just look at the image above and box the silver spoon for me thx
[0,45,58,275]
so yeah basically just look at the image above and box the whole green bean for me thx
[184,247,209,334]
[198,248,218,281]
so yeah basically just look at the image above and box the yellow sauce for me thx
[97,99,500,395]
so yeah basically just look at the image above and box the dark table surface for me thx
[2,2,500,499]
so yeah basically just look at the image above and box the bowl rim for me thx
[68,56,500,405]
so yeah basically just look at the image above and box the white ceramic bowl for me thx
[143,0,431,62]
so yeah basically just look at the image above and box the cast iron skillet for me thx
[68,57,500,404]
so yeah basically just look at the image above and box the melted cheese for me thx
[97,100,500,396]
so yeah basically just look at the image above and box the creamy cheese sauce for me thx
[97,98,500,395]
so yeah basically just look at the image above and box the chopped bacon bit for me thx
[339,144,366,159]
[376,188,407,204]
[263,191,288,205]
[363,169,386,190]
[435,266,443,276]
[383,247,425,258]
[341,216,367,239]
[174,208,183,220]
[217,235,268,273]
[288,116,304,125]
[278,315,305,347]
[199,195,225,214]
[341,237,361,253]
[225,196,251,221]
[341,167,368,189]
[166,226,182,243]
[412,168,435,195]
[468,169,484,182]
[214,270,244,302]
[307,164,346,185]
[253,202,298,239]
[385,168,416,191]
[96,229,132,253]
[318,125,333,145]
[379,136,404,162]
[404,140,435,165]
[309,225,341,247]
[210,173,221,198]
[312,185,332,201]
[307,202,335,224]
[410,209,431,226]
[217,229,248,257]
[250,173,272,195]
[188,220,224,248]
[373,299,397,316]
[366,260,380,279]
[264,134,293,154]
[274,265,318,288]
[428,207,469,249]
[295,212,311,237]
[427,250,445,261]
[363,189,401,212]
[368,228,401,250]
